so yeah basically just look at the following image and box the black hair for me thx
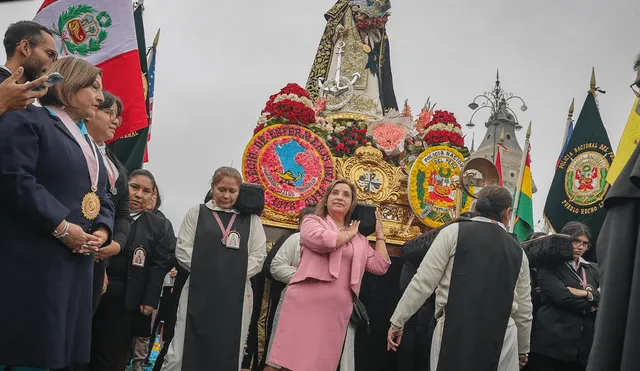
[100,91,123,116]
[4,21,53,58]
[298,206,316,226]
[560,221,592,242]
[526,231,547,242]
[460,211,475,218]
[634,53,640,72]
[154,186,162,211]
[474,185,512,222]
[129,169,158,192]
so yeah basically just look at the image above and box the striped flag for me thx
[606,97,640,185]
[513,147,534,241]
[34,0,147,139]
[143,30,159,163]
[556,119,574,168]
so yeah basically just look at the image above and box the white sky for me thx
[1,0,639,232]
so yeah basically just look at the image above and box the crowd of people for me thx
[0,19,638,371]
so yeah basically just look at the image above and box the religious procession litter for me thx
[1,0,639,371]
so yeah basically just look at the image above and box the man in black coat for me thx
[587,54,640,371]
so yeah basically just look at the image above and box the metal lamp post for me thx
[466,70,528,164]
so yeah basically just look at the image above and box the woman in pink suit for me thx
[267,179,391,371]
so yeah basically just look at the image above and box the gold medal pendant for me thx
[82,192,101,220]
[362,44,372,53]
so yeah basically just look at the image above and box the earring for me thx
[61,105,66,110]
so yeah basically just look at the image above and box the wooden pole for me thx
[509,122,531,232]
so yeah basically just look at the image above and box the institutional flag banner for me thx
[544,92,613,259]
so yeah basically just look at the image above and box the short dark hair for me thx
[154,186,162,211]
[100,91,123,116]
[561,221,592,242]
[130,169,158,192]
[474,185,513,222]
[298,206,316,225]
[4,21,53,59]
[634,53,640,72]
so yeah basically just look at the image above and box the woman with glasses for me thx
[84,91,131,315]
[527,222,600,371]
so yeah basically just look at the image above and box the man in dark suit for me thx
[1,21,56,115]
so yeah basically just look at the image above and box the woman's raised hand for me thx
[345,220,360,240]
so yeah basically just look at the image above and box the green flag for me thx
[108,4,149,173]
[543,91,613,260]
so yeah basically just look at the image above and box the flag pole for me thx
[561,99,574,146]
[509,121,531,232]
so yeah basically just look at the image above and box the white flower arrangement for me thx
[273,93,315,109]
[424,122,463,136]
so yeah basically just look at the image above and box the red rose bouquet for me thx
[423,110,465,148]
[327,123,368,157]
[254,83,316,133]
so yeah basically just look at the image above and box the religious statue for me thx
[306,0,398,119]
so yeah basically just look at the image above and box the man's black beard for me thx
[22,59,44,82]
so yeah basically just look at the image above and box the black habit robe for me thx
[587,143,640,371]
[181,206,251,371]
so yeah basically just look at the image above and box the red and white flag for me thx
[34,0,147,139]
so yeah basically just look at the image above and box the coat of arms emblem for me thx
[50,5,112,56]
[565,151,609,207]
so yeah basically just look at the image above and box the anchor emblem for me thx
[318,40,361,111]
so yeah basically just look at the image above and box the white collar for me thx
[471,216,507,231]
[572,257,590,269]
[205,200,239,214]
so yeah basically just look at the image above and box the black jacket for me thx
[106,147,131,248]
[92,147,131,314]
[104,211,176,312]
[531,260,600,364]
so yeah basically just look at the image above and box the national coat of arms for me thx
[408,146,473,228]
[50,4,112,56]
[565,151,610,207]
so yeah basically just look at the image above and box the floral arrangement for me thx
[355,13,390,30]
[324,121,368,157]
[370,123,409,156]
[255,83,316,134]
[423,110,464,148]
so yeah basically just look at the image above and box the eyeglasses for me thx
[630,80,640,98]
[101,108,117,122]
[572,239,591,249]
[20,41,58,61]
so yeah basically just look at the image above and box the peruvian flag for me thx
[34,0,147,139]
[495,145,504,186]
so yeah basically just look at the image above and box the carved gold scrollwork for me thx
[335,143,424,245]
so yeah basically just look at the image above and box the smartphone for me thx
[31,72,64,91]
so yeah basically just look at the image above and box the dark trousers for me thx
[526,353,586,371]
[89,295,138,371]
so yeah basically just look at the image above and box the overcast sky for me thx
[1,0,639,232]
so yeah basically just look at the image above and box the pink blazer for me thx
[290,214,391,294]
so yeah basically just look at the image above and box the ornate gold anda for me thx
[335,143,423,245]
[259,144,425,245]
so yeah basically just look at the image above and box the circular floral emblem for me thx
[564,151,610,207]
[243,124,336,214]
[408,146,473,228]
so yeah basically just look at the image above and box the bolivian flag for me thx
[513,149,534,242]
[607,98,640,185]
